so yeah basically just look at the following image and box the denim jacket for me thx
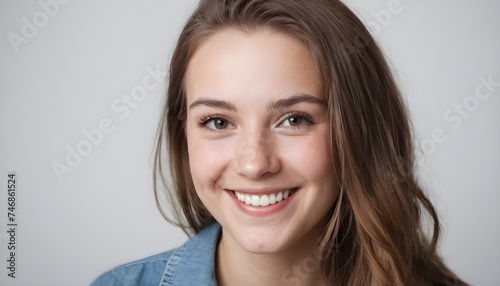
[92,223,220,286]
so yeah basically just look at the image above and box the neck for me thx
[216,220,329,286]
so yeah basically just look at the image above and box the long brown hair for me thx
[153,0,467,285]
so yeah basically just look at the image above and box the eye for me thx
[203,117,234,130]
[283,116,303,127]
[279,113,312,127]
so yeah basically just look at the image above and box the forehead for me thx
[184,28,321,104]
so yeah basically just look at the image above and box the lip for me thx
[225,187,299,217]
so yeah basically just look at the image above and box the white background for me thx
[0,0,499,285]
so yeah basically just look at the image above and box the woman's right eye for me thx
[203,117,234,130]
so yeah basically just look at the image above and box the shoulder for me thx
[91,249,176,286]
[91,223,221,286]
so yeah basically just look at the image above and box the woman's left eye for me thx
[280,113,311,127]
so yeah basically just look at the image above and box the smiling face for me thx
[185,28,339,254]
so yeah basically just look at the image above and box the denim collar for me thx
[160,223,221,285]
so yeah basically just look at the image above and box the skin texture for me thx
[185,29,339,286]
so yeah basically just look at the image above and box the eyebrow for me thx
[189,98,237,111]
[188,93,325,111]
[268,93,325,109]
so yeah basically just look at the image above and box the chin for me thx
[229,223,297,254]
[240,238,289,254]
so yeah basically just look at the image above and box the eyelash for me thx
[197,112,314,133]
[198,114,232,133]
[279,112,314,129]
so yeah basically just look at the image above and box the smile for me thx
[233,188,298,207]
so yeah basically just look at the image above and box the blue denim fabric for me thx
[92,223,220,286]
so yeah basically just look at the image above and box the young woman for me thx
[93,0,467,285]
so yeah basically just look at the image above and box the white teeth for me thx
[276,192,283,202]
[283,190,290,199]
[269,193,276,205]
[251,195,260,206]
[260,195,270,207]
[234,189,295,207]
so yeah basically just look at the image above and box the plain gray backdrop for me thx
[0,0,499,285]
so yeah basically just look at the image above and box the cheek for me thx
[188,141,208,183]
[187,139,228,190]
[284,134,334,180]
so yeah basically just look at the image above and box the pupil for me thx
[216,119,227,129]
[289,117,302,126]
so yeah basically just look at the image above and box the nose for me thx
[232,128,280,179]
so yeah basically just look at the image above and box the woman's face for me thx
[185,29,339,254]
